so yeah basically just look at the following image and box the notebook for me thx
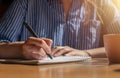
[0,56,91,65]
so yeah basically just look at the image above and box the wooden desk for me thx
[0,58,120,78]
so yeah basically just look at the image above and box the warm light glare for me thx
[112,0,120,9]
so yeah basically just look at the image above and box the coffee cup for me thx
[104,34,120,64]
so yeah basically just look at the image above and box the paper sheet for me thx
[0,56,91,65]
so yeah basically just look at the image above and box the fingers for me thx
[32,48,47,59]
[64,52,81,56]
[22,37,52,60]
[52,46,64,55]
[26,37,51,53]
[52,46,73,57]
[23,44,47,59]
[52,46,90,57]
[64,51,90,56]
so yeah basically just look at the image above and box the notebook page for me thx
[38,56,91,64]
[0,56,91,65]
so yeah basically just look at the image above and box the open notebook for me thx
[0,56,91,65]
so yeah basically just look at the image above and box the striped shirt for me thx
[0,0,120,50]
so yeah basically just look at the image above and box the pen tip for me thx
[47,54,53,59]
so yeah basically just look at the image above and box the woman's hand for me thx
[22,37,52,60]
[52,46,90,57]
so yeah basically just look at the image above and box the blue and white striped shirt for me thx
[0,0,120,50]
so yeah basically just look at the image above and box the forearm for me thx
[0,42,24,59]
[86,47,107,58]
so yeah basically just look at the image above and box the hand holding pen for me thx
[22,22,53,60]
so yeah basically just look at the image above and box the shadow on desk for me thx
[114,69,120,72]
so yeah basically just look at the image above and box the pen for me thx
[23,22,53,59]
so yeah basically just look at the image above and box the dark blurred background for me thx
[0,0,14,18]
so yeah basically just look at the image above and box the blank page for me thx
[39,56,91,64]
[0,56,91,65]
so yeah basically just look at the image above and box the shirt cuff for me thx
[0,40,11,43]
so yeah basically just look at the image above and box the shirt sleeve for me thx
[0,0,28,42]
